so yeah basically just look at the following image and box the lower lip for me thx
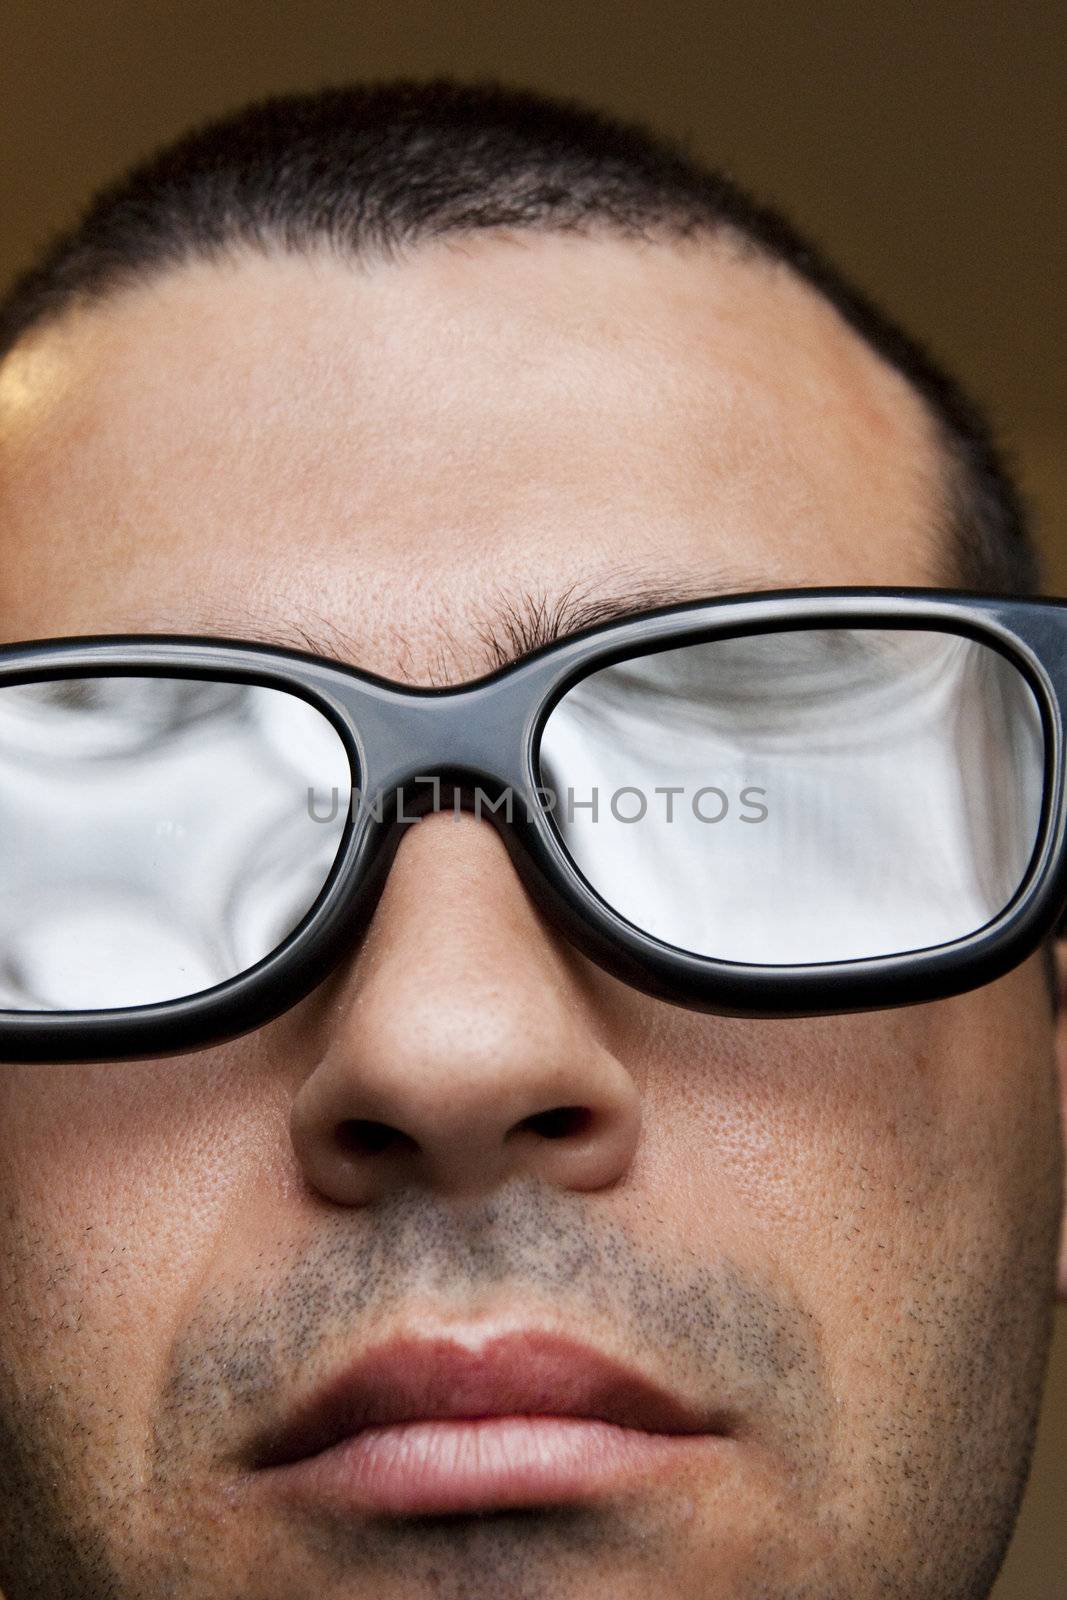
[256,1416,722,1516]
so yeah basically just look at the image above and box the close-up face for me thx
[0,231,1063,1599]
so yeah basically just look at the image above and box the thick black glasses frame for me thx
[2,586,1067,1063]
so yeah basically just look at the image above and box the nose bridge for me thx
[334,661,550,807]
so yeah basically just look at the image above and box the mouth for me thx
[244,1327,737,1517]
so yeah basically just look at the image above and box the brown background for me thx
[1,1,1064,1592]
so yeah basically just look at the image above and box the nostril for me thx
[336,1118,419,1157]
[515,1105,594,1140]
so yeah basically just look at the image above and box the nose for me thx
[289,811,642,1204]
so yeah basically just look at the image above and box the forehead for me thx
[0,232,942,682]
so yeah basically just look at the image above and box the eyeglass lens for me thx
[0,677,352,1011]
[539,627,1045,964]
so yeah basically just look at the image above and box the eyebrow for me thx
[164,569,781,682]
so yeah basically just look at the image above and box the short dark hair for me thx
[1,78,1055,1003]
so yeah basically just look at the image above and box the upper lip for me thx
[250,1328,732,1469]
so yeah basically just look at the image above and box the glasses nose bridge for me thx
[337,672,541,803]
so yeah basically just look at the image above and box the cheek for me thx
[0,1054,292,1385]
[629,962,1060,1326]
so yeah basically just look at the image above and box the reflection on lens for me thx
[539,628,1045,964]
[0,677,353,1010]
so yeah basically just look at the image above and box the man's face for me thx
[0,233,1062,1600]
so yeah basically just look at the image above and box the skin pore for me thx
[0,231,1064,1599]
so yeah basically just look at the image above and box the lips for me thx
[243,1327,735,1515]
[252,1328,728,1470]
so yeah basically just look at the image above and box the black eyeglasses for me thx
[1,586,1065,1063]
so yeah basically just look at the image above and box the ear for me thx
[1055,938,1067,1301]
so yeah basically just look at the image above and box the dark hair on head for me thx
[0,77,1039,597]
